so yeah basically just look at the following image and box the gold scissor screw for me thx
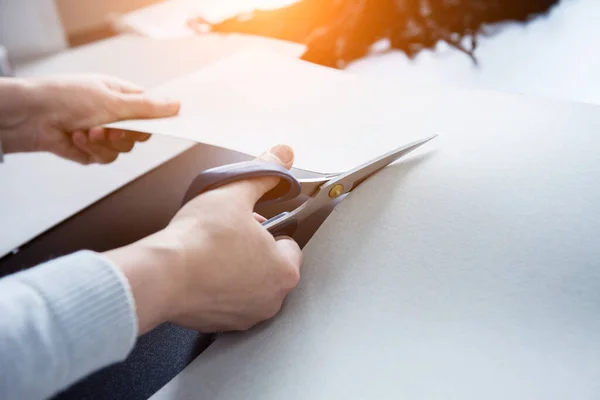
[329,184,344,199]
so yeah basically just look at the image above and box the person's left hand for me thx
[1,75,180,164]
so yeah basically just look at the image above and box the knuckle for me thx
[280,264,300,292]
[205,214,239,237]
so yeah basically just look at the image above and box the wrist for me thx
[103,232,185,334]
[0,78,39,153]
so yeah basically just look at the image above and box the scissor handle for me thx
[260,212,299,237]
[182,160,302,207]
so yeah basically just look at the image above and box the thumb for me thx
[229,144,295,207]
[116,93,181,120]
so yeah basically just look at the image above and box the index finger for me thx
[116,93,181,120]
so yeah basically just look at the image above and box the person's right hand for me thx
[105,144,303,334]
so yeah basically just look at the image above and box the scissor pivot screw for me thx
[329,184,344,199]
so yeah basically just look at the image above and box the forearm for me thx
[104,231,185,335]
[0,78,37,153]
[0,251,137,400]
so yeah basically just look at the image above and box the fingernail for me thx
[268,144,294,164]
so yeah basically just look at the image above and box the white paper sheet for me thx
[151,89,600,400]
[0,35,304,258]
[106,46,598,174]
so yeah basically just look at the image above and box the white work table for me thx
[1,0,599,398]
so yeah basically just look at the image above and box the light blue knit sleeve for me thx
[0,250,138,400]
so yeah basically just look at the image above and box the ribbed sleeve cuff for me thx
[15,250,138,382]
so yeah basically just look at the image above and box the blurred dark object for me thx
[189,0,560,68]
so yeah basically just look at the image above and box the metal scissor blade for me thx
[328,134,437,195]
[297,176,334,197]
[262,134,437,236]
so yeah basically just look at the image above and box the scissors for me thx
[182,135,436,237]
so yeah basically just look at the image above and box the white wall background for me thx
[0,0,67,63]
